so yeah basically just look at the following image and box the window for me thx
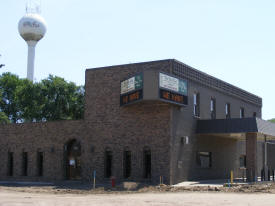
[240,155,246,168]
[37,152,43,176]
[210,98,216,119]
[22,152,28,176]
[123,150,131,178]
[7,152,13,176]
[143,148,151,179]
[104,150,112,178]
[197,152,212,168]
[240,107,245,118]
[253,112,257,118]
[225,103,231,119]
[193,93,200,117]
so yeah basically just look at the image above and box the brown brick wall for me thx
[0,59,265,185]
[0,60,174,184]
[0,120,84,181]
[84,60,173,184]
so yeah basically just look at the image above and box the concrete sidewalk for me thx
[173,178,252,187]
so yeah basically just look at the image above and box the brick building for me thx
[1,59,275,184]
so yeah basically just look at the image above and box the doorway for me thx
[64,139,81,180]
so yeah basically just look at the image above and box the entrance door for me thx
[65,140,81,180]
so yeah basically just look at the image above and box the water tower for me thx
[18,0,47,81]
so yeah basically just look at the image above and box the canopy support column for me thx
[246,132,257,182]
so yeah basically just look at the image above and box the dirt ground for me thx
[1,182,275,205]
[1,189,275,206]
[2,181,275,194]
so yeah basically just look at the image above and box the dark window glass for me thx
[104,150,112,178]
[253,112,257,117]
[37,152,43,176]
[240,155,246,168]
[123,151,131,178]
[143,149,151,178]
[193,93,200,117]
[197,152,212,168]
[210,98,216,119]
[22,152,28,176]
[225,103,231,119]
[240,107,245,118]
[7,152,13,176]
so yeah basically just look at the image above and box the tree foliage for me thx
[0,73,84,123]
[0,112,9,124]
[0,73,22,122]
[269,119,275,124]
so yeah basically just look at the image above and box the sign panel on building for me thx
[120,74,143,106]
[159,73,188,105]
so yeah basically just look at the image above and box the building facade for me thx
[0,59,274,184]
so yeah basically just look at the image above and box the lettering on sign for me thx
[160,89,187,105]
[120,90,143,106]
[23,21,40,28]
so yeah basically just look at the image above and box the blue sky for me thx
[0,0,274,119]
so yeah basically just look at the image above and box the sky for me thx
[0,0,275,120]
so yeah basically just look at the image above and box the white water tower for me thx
[18,0,47,81]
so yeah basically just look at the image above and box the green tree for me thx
[40,75,84,121]
[0,72,22,123]
[0,73,84,123]
[71,85,84,120]
[0,111,9,124]
[15,79,46,122]
[269,119,275,123]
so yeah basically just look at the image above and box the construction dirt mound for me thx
[2,182,275,194]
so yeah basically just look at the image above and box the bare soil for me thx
[1,181,275,195]
[1,187,275,206]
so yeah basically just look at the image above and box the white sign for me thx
[159,73,179,92]
[159,73,187,95]
[120,74,143,95]
[121,77,135,94]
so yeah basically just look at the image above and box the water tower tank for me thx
[18,13,47,42]
[18,11,47,81]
